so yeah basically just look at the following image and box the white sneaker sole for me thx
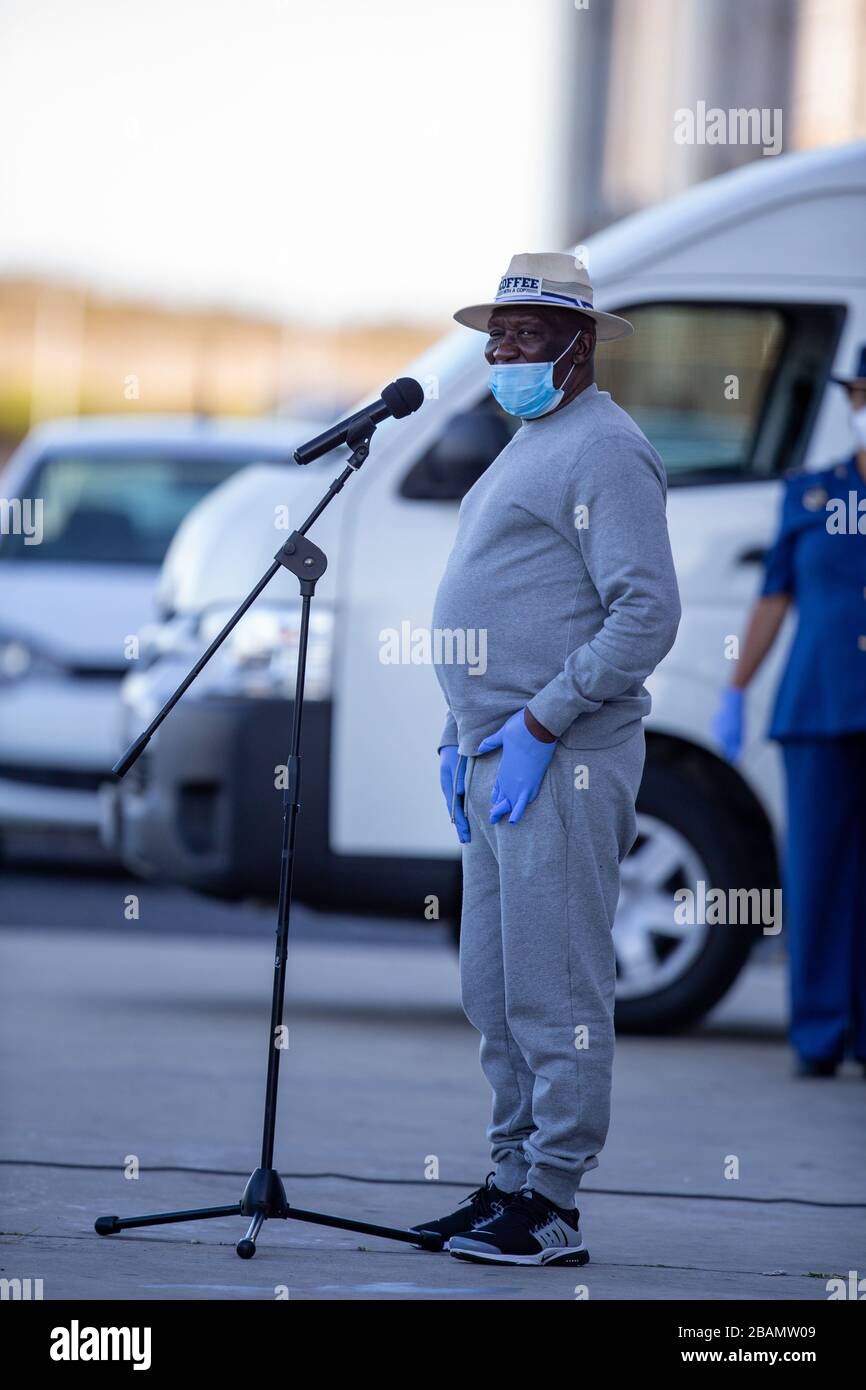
[449,1239,590,1267]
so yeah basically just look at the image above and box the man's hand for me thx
[477,708,557,825]
[439,744,471,844]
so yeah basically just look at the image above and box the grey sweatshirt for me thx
[431,382,681,754]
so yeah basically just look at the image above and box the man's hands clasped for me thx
[440,709,558,837]
[477,707,557,824]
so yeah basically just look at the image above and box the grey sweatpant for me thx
[458,726,645,1209]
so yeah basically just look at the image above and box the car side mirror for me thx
[399,409,513,501]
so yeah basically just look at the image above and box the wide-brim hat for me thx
[831,343,866,388]
[454,251,634,342]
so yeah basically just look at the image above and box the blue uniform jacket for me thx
[761,456,866,740]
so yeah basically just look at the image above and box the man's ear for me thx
[574,329,594,362]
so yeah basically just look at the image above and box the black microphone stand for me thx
[95,415,442,1259]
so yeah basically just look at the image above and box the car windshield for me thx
[0,452,246,565]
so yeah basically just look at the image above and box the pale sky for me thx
[0,0,568,325]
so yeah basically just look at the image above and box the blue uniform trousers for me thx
[782,734,866,1062]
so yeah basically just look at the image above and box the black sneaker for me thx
[794,1057,838,1078]
[449,1187,590,1266]
[410,1174,513,1250]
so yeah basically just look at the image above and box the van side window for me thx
[595,301,843,484]
[401,300,843,501]
[398,402,518,501]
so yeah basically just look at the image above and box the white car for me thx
[110,142,866,1030]
[0,413,320,850]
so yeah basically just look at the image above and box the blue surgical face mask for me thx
[488,328,583,419]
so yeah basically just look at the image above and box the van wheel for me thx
[614,757,762,1034]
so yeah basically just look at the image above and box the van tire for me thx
[448,753,768,1035]
[614,757,763,1034]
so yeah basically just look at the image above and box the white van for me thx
[109,142,866,1030]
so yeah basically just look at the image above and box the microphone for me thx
[293,377,425,465]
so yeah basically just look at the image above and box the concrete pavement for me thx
[1,923,863,1301]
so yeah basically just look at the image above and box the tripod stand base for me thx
[94,1167,443,1258]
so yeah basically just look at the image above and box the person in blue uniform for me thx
[713,346,866,1077]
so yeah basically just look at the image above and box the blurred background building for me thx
[563,0,866,231]
[1,0,864,461]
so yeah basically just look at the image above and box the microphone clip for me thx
[345,413,377,470]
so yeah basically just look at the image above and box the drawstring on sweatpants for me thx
[450,754,466,823]
[451,753,476,828]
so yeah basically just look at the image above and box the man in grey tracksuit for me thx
[412,253,680,1266]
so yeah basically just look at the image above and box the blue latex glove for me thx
[477,709,557,825]
[712,686,745,762]
[439,744,471,844]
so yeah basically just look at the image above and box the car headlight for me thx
[136,615,199,668]
[197,602,334,700]
[0,632,60,683]
[0,637,33,681]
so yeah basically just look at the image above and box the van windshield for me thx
[0,452,244,566]
[596,304,785,476]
